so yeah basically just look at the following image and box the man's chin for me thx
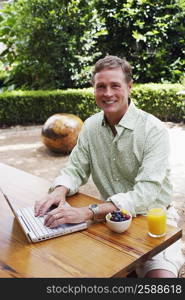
[103,107,117,113]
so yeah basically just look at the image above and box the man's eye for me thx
[112,84,120,88]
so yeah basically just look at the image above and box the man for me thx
[34,55,183,277]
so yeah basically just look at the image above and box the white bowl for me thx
[106,212,132,233]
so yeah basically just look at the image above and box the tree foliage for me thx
[0,0,185,89]
[0,0,100,89]
[94,0,185,83]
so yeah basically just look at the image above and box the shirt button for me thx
[113,158,116,161]
[116,178,119,181]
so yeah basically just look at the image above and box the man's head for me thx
[91,55,132,85]
[92,55,133,125]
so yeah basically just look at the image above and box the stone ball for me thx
[41,113,83,154]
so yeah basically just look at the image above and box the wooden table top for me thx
[0,163,182,278]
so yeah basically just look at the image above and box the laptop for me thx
[1,189,87,243]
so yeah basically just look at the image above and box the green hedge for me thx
[0,84,185,127]
[0,89,99,126]
[131,84,185,122]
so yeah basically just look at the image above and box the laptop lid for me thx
[1,188,35,242]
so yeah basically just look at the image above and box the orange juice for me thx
[147,207,166,237]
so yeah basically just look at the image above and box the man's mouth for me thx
[103,100,116,104]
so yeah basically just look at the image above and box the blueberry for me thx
[115,211,121,217]
[110,210,130,222]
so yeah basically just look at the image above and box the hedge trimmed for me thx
[0,84,184,127]
[0,89,99,126]
[131,84,185,122]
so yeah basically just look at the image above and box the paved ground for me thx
[0,121,185,276]
[0,124,100,198]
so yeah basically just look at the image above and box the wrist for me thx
[86,206,94,221]
[49,185,69,195]
[55,185,69,194]
[88,204,100,222]
[93,202,117,221]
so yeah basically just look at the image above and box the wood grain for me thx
[0,163,182,278]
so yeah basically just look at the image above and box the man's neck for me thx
[104,112,123,136]
[105,100,131,136]
[105,106,128,127]
[109,124,117,136]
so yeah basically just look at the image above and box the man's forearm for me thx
[52,187,118,222]
[85,201,118,222]
[51,185,69,201]
[98,202,118,219]
[54,185,69,195]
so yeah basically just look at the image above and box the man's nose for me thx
[104,87,113,97]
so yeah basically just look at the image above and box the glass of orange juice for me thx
[147,205,167,238]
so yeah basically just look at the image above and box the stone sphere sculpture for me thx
[41,113,83,154]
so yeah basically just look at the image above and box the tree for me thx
[94,0,185,83]
[0,0,185,88]
[0,0,101,89]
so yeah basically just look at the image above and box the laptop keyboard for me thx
[17,205,87,242]
[20,206,64,239]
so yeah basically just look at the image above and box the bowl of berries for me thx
[106,209,132,233]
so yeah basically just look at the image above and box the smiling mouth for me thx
[103,100,116,104]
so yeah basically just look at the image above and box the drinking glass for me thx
[147,205,167,238]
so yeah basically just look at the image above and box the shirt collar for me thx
[101,101,139,130]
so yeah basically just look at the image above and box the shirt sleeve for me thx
[108,125,172,216]
[50,123,91,196]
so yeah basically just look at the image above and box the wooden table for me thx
[0,163,182,278]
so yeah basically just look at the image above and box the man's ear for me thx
[128,81,133,94]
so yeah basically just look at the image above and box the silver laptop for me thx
[1,189,87,243]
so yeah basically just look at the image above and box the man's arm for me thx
[49,122,91,196]
[34,123,91,217]
[43,200,118,228]
[35,182,118,225]
[108,126,172,216]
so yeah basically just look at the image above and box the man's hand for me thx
[44,206,92,228]
[34,186,68,217]
[34,187,118,228]
[43,201,118,228]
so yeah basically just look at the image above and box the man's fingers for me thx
[44,210,66,227]
[43,207,83,228]
[34,193,66,217]
[34,200,43,216]
[44,206,74,227]
[49,218,66,228]
[34,199,55,216]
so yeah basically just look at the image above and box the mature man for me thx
[35,55,183,278]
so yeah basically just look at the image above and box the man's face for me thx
[94,67,132,120]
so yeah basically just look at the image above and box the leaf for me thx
[132,30,146,42]
[0,48,9,57]
[94,29,108,37]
